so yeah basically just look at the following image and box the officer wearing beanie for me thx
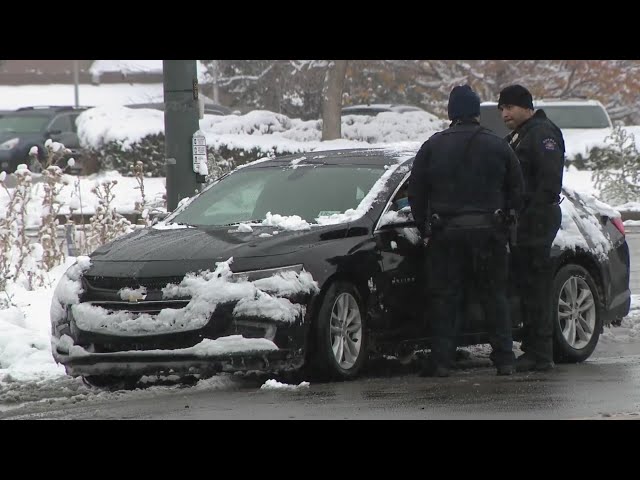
[497,84,565,372]
[408,85,524,377]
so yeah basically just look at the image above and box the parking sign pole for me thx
[163,60,201,211]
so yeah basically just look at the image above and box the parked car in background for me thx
[50,147,630,388]
[480,98,613,137]
[342,104,425,116]
[125,102,234,116]
[0,106,88,174]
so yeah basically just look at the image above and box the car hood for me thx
[0,131,23,143]
[86,223,351,277]
[0,131,40,144]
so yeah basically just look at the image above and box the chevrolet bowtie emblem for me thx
[121,289,147,303]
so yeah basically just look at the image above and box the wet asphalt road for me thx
[3,341,640,420]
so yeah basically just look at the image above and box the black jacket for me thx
[505,109,565,209]
[408,120,524,237]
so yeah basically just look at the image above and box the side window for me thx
[48,114,73,133]
[69,114,81,133]
[377,178,412,229]
[391,180,410,212]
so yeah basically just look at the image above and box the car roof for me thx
[14,105,90,112]
[342,104,423,112]
[126,102,232,115]
[481,99,605,107]
[239,147,418,169]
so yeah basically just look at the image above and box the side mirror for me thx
[46,129,62,136]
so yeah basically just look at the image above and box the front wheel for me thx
[311,281,368,380]
[552,264,602,363]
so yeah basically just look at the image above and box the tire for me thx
[552,264,602,363]
[311,281,368,380]
[82,375,140,391]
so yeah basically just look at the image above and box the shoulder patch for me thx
[542,137,558,151]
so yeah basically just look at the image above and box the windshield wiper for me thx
[168,221,196,227]
[222,220,264,226]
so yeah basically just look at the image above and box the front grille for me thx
[83,276,185,292]
[82,276,188,302]
[87,300,190,315]
[91,332,203,353]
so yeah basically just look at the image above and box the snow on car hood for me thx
[52,258,319,338]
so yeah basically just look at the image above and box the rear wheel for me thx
[311,281,368,380]
[552,264,602,363]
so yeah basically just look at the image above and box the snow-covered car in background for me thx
[49,147,631,388]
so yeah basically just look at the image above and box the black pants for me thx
[511,203,562,363]
[425,227,514,368]
[511,244,555,362]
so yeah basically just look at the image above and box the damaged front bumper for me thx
[52,299,310,378]
[53,348,305,378]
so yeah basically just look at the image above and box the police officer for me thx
[408,85,524,377]
[497,84,565,372]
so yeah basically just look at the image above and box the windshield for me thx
[540,105,611,129]
[0,115,50,134]
[170,164,386,227]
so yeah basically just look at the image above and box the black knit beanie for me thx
[447,85,481,120]
[497,84,534,110]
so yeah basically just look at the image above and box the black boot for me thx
[418,357,450,377]
[515,352,537,372]
[516,352,555,372]
[496,364,514,376]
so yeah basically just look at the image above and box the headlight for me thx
[0,137,19,150]
[232,264,303,282]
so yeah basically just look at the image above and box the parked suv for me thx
[480,98,613,137]
[0,106,89,174]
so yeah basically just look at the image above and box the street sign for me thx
[192,130,208,176]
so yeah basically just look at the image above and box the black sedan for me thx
[50,147,631,387]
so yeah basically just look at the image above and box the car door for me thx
[47,113,80,149]
[372,177,426,340]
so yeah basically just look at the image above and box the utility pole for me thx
[73,60,79,107]
[212,60,219,103]
[163,60,201,211]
